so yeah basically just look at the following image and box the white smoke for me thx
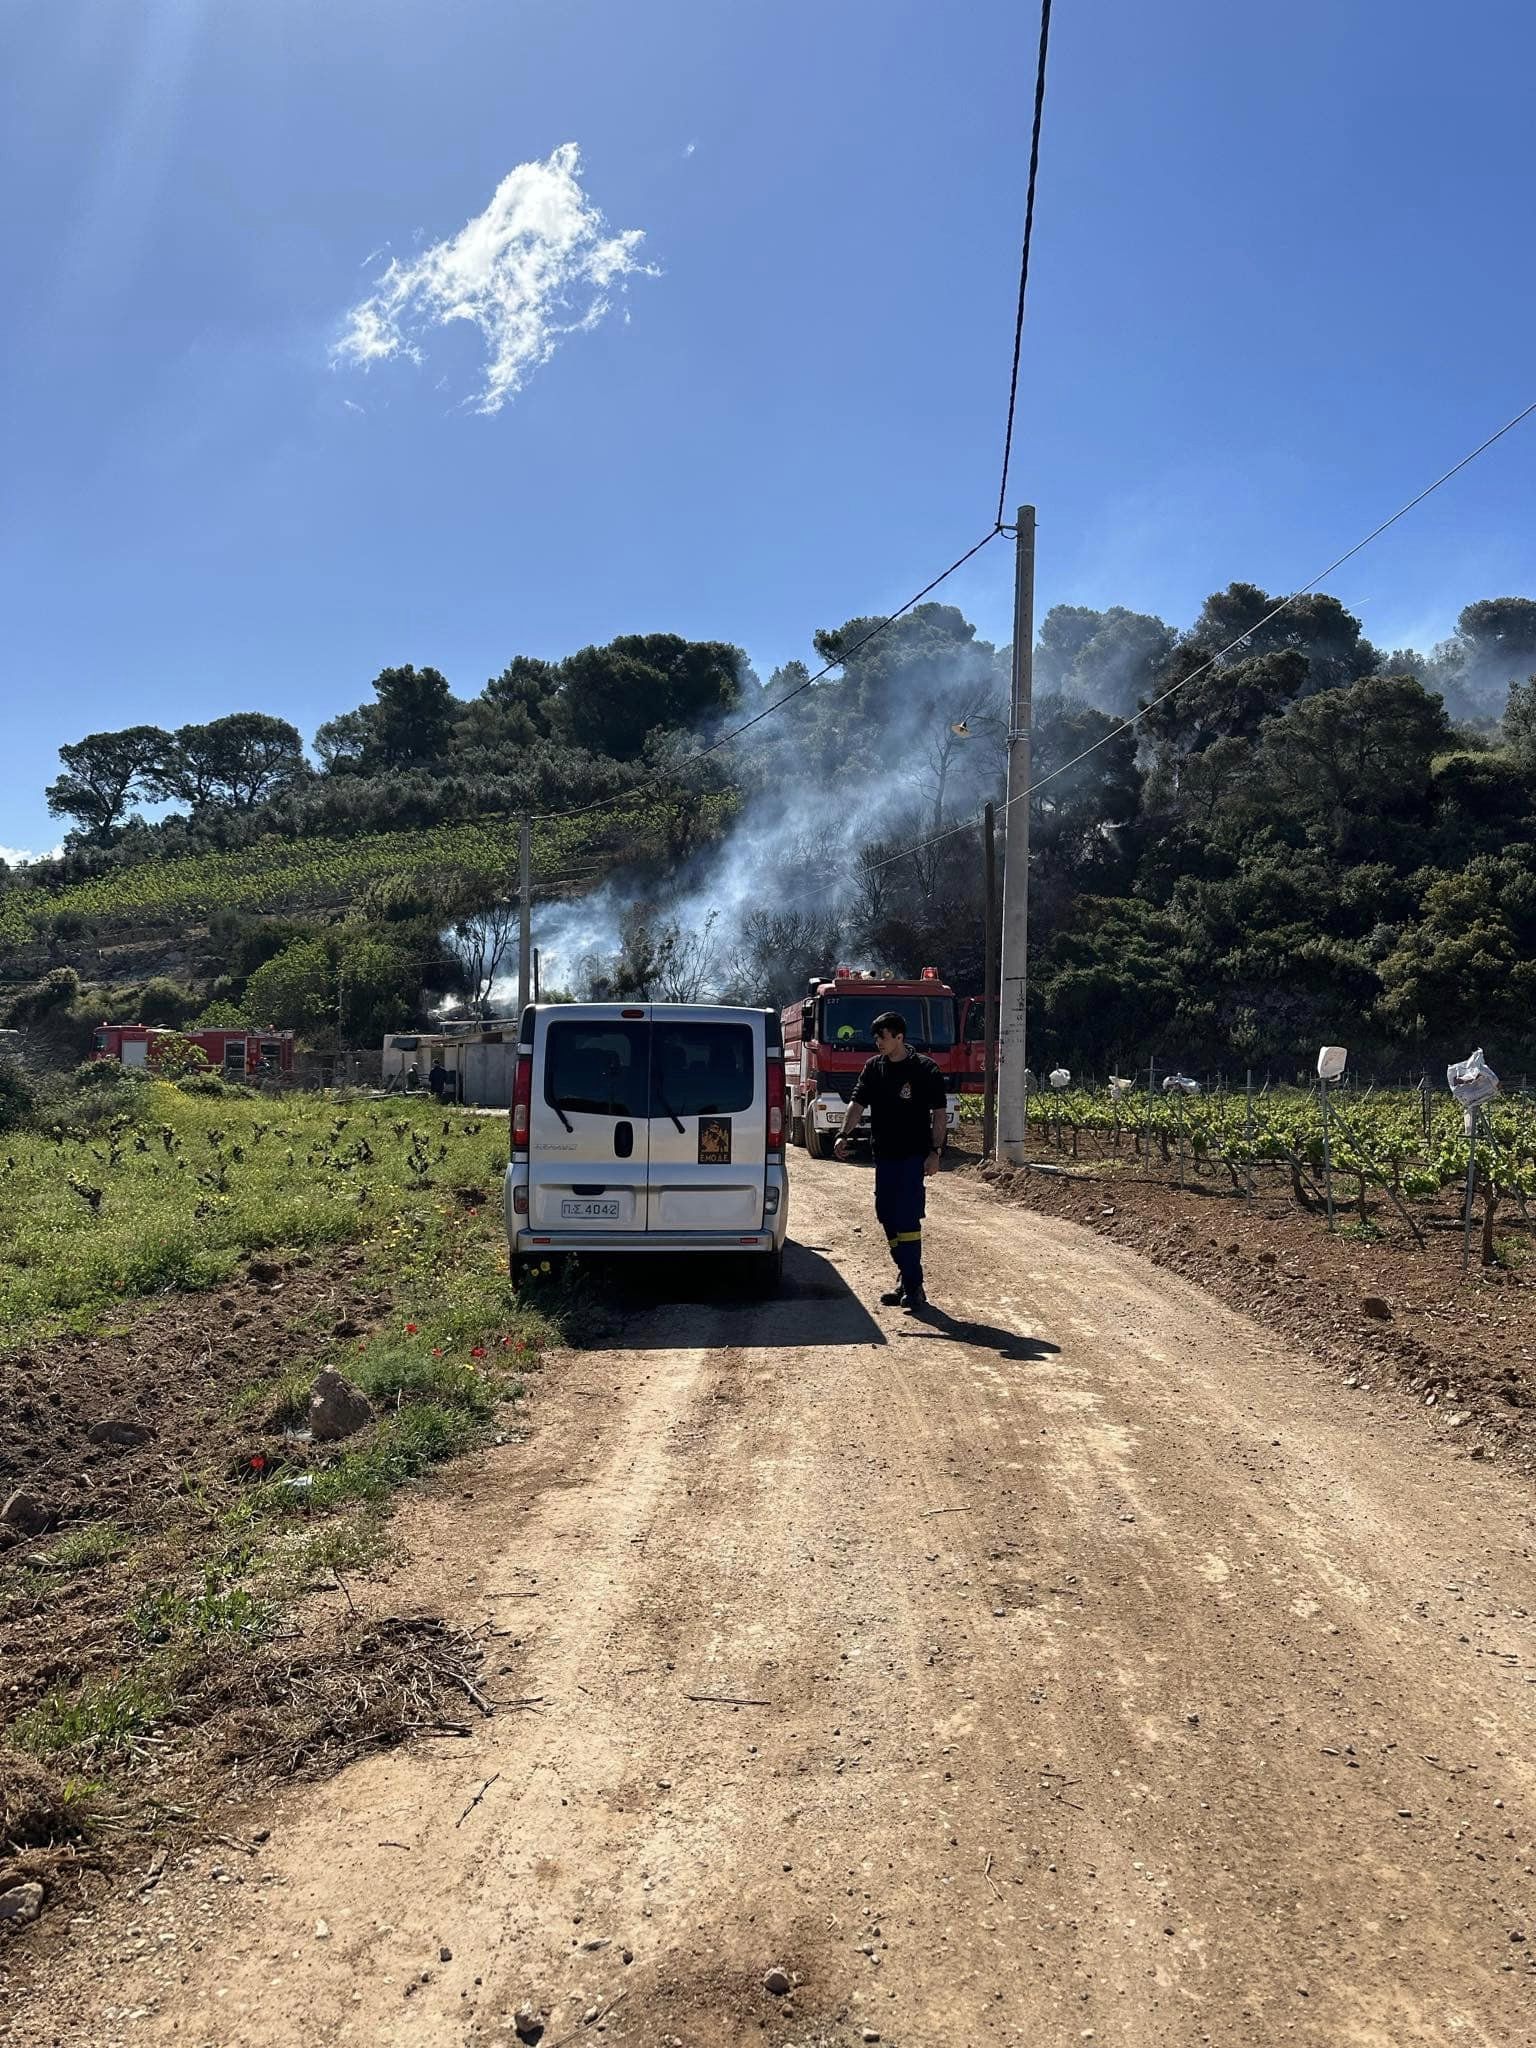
[499,654,1004,1005]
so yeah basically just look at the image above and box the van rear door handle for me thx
[572,1184,607,1196]
[613,1121,634,1159]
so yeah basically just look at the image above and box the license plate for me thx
[560,1198,620,1221]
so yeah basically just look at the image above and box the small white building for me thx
[381,1027,517,1107]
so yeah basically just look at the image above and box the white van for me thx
[504,1002,790,1293]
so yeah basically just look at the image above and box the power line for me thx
[860,394,1536,878]
[529,7,1055,831]
[995,0,1055,532]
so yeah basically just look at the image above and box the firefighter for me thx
[833,1010,946,1312]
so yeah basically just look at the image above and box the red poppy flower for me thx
[470,1346,487,1359]
[432,1347,443,1356]
[405,1321,419,1335]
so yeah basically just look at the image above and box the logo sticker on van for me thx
[698,1116,732,1165]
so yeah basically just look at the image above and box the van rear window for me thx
[544,1021,649,1118]
[652,1022,753,1117]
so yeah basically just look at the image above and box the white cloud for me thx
[333,143,655,415]
[1,844,62,866]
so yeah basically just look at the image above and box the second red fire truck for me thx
[781,967,965,1156]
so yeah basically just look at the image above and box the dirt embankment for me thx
[968,1154,1536,1476]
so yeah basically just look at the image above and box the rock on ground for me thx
[308,1369,375,1443]
[0,1491,50,1538]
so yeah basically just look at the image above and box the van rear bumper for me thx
[513,1229,779,1255]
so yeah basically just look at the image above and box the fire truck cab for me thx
[781,967,961,1158]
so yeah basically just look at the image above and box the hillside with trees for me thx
[4,592,1535,1077]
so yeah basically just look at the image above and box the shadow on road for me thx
[569,1239,885,1351]
[895,1303,1060,1363]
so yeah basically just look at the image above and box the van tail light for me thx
[767,1053,784,1152]
[512,1184,529,1215]
[512,1052,532,1153]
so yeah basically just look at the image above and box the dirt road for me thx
[24,1159,1536,2048]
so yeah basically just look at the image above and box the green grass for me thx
[130,1576,270,1646]
[35,1522,128,1572]
[263,1403,482,1516]
[56,1777,106,1836]
[3,1118,558,1780]
[14,1671,172,1760]
[0,1082,508,1347]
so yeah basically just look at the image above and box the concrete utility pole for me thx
[516,817,532,1013]
[981,800,999,1158]
[996,505,1035,1166]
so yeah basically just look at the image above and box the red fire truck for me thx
[91,1023,296,1079]
[956,995,997,1094]
[781,967,963,1157]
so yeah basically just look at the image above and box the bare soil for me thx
[0,1253,491,1953]
[10,1156,1534,2048]
[966,1146,1536,1478]
[1,1252,389,1722]
[2,1252,383,1556]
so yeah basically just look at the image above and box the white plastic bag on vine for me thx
[1162,1073,1200,1095]
[1048,1068,1071,1090]
[1317,1045,1348,1082]
[1447,1048,1498,1133]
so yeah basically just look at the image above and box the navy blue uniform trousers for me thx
[873,1154,927,1296]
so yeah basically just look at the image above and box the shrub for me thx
[190,1000,250,1030]
[0,1060,35,1134]
[178,1073,255,1099]
[72,1058,125,1091]
[146,1033,211,1080]
[138,977,199,1028]
[40,966,81,1009]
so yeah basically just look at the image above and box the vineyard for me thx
[0,793,733,946]
[0,1081,512,1345]
[961,1080,1536,1263]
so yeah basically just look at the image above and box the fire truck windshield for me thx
[819,995,955,1051]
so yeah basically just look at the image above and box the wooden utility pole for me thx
[981,800,999,1157]
[517,818,532,1012]
[996,506,1035,1165]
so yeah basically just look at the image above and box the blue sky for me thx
[3,0,1534,856]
